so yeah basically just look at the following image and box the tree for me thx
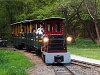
[71,0,97,43]
[0,0,100,43]
[54,0,86,44]
[84,0,100,44]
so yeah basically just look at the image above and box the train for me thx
[11,17,72,64]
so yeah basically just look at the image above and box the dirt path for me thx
[19,50,55,75]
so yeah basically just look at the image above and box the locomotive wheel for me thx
[41,53,44,60]
[38,51,41,56]
[36,49,40,55]
[35,49,41,56]
[42,54,45,63]
[35,49,38,55]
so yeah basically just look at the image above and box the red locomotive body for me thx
[41,18,71,64]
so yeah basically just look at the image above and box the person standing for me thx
[36,24,43,34]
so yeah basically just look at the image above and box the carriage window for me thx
[55,23,60,32]
[47,23,52,32]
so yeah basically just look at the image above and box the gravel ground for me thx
[19,50,55,75]
[66,64,100,75]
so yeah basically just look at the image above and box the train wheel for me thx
[18,45,22,50]
[35,49,41,56]
[14,46,17,49]
[26,46,30,52]
[39,51,42,57]
[35,49,39,55]
[41,53,44,60]
[31,47,36,53]
[42,54,45,63]
[35,49,38,55]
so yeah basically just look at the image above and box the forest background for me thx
[0,0,100,44]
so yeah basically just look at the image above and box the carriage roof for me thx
[10,19,43,26]
[10,17,65,26]
[10,20,33,26]
[43,17,65,20]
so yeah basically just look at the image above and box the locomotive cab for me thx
[42,18,66,52]
[41,18,71,64]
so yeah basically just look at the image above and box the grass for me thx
[0,48,33,75]
[68,38,100,60]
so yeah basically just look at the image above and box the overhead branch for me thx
[83,0,95,20]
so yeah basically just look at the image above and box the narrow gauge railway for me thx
[50,59,100,75]
[71,59,100,68]
[71,59,100,74]
[51,65,75,75]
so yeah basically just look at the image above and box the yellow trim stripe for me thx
[36,40,42,42]
[22,37,25,39]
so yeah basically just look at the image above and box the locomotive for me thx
[11,17,71,64]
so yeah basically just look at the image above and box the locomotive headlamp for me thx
[67,36,72,42]
[43,37,49,42]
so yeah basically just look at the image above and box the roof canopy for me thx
[10,17,65,26]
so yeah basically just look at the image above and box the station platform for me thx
[71,54,100,65]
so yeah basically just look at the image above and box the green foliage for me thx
[68,38,100,48]
[81,13,91,20]
[0,48,33,75]
[0,0,100,43]
[68,39,100,60]
[16,13,27,21]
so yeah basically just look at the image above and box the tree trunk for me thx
[94,20,99,38]
[76,11,96,43]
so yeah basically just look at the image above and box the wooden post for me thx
[20,23,22,32]
[15,25,17,36]
[18,24,19,34]
[27,23,29,32]
[30,22,32,33]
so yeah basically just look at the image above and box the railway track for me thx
[71,59,100,74]
[71,59,100,68]
[51,59,100,75]
[51,65,75,75]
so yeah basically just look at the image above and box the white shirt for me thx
[36,28,43,34]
